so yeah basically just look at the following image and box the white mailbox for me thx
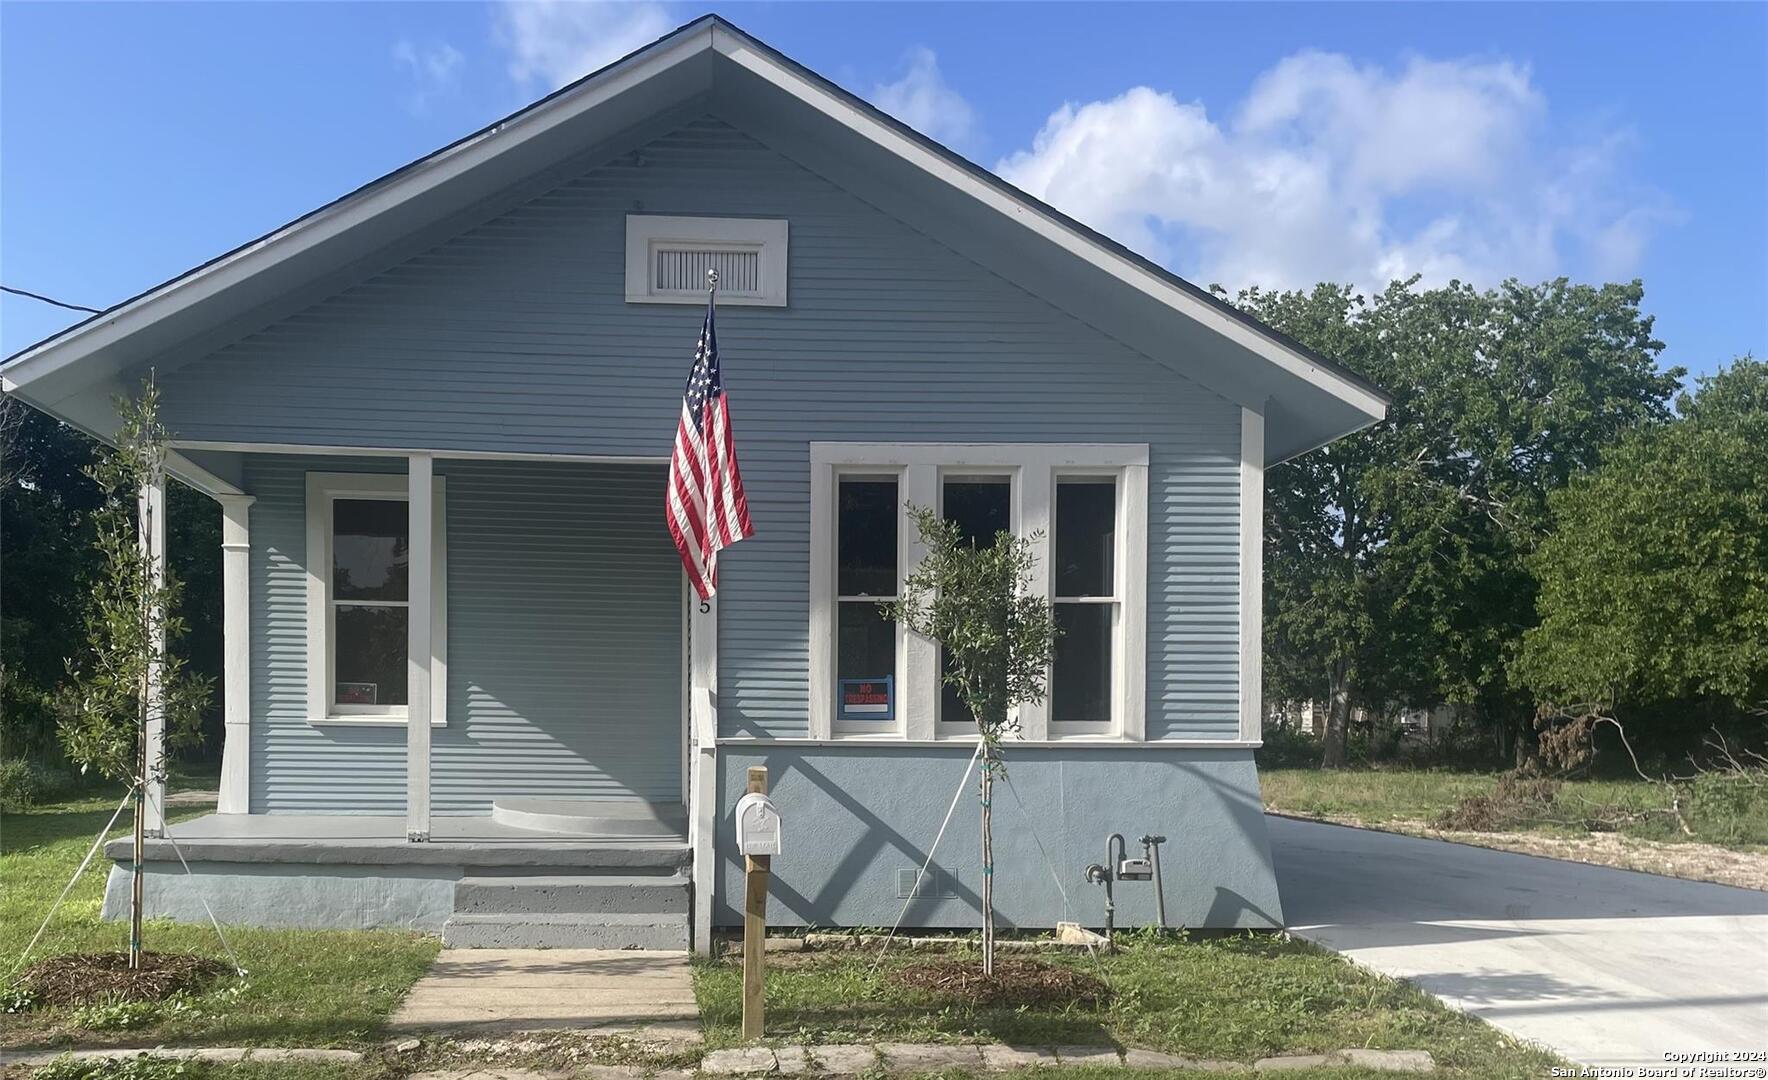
[735,792,782,857]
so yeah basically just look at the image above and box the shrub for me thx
[1255,722,1321,769]
[1688,771,1766,846]
[0,758,48,810]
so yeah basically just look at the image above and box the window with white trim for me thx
[833,473,903,733]
[809,444,1147,742]
[305,473,447,725]
[625,215,788,306]
[1050,476,1118,733]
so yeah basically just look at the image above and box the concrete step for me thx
[441,912,690,950]
[453,872,689,916]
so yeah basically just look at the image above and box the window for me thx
[625,215,788,306]
[809,445,1146,742]
[1052,478,1118,730]
[938,475,1013,727]
[834,475,900,730]
[305,473,446,725]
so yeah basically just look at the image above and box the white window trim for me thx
[809,443,1147,743]
[625,214,788,306]
[305,472,447,727]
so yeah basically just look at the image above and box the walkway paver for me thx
[389,948,699,1035]
[1271,815,1768,1067]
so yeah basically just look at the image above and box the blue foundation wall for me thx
[714,745,1282,931]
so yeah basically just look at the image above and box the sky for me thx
[2,2,1763,382]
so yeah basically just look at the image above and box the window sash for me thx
[305,473,447,727]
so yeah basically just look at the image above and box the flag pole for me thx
[708,266,718,303]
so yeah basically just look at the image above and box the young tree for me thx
[883,506,1057,975]
[59,376,210,967]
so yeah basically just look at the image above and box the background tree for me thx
[1236,278,1681,766]
[883,506,1056,976]
[59,377,211,967]
[1519,357,1768,727]
[1,396,220,773]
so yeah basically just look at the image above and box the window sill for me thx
[308,715,447,728]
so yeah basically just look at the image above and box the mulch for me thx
[887,956,1110,1007]
[16,951,232,1006]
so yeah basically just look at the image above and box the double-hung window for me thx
[1051,477,1119,734]
[306,473,447,725]
[810,444,1145,742]
[833,473,903,732]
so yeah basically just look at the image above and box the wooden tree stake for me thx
[741,765,769,1041]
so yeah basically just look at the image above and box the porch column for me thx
[406,453,434,841]
[138,474,167,836]
[217,495,255,814]
[688,592,718,955]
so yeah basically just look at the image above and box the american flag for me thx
[667,296,754,600]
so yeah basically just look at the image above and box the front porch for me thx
[103,809,693,948]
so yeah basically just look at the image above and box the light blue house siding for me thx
[245,454,683,814]
[155,116,1246,749]
[714,746,1281,930]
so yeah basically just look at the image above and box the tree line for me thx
[1242,277,1764,770]
[2,276,1763,777]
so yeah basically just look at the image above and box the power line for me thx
[1,285,103,315]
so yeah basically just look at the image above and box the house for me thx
[1,16,1388,951]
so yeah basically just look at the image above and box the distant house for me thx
[1,16,1387,950]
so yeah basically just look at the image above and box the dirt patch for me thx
[17,951,231,1006]
[887,957,1109,1007]
[1274,810,1768,890]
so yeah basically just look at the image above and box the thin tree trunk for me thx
[1322,658,1351,768]
[980,749,995,977]
[131,705,145,969]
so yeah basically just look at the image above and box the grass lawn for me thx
[1260,766,1768,848]
[1,786,438,1051]
[694,936,1562,1079]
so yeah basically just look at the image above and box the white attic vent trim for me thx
[625,215,788,306]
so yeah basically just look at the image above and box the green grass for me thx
[693,936,1561,1079]
[1,787,439,1051]
[1260,766,1768,848]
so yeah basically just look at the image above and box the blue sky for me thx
[3,2,1763,380]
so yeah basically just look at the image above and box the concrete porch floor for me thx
[109,813,689,868]
[388,949,700,1036]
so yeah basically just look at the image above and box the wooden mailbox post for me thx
[741,765,770,1041]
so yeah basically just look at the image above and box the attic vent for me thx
[626,215,788,307]
[656,247,761,295]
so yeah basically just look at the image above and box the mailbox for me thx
[735,792,782,856]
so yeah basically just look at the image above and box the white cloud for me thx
[495,1,675,92]
[871,47,978,149]
[393,39,465,113]
[998,51,1668,294]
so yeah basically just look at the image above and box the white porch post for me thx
[406,453,434,841]
[688,592,718,956]
[138,474,167,836]
[217,495,254,814]
[1239,407,1266,744]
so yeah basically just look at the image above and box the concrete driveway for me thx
[1270,815,1768,1068]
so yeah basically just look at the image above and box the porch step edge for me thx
[441,912,690,950]
[454,873,690,915]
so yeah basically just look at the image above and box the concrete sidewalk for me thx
[1271,815,1768,1067]
[389,949,699,1036]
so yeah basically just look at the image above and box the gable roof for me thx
[2,14,1387,465]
